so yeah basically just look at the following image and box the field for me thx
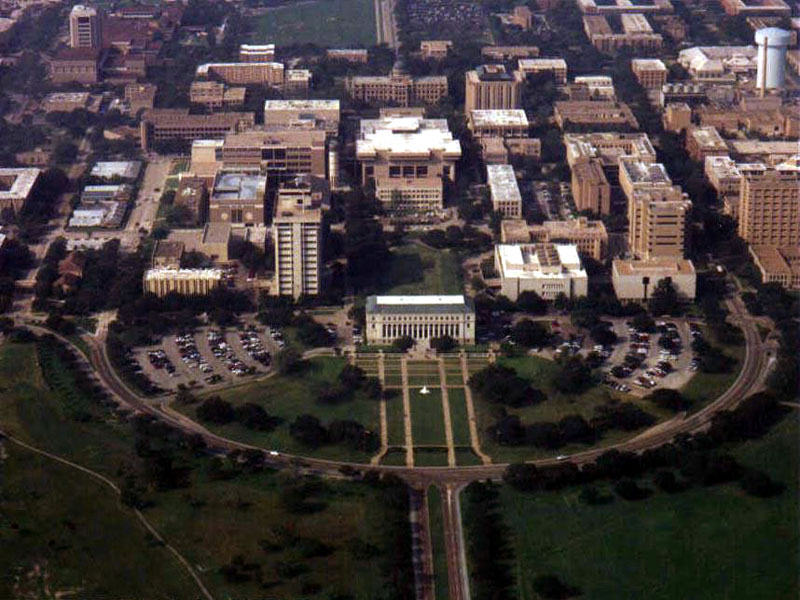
[410,388,447,446]
[379,243,463,296]
[180,357,382,463]
[253,0,376,47]
[0,340,411,599]
[446,387,471,446]
[494,411,800,599]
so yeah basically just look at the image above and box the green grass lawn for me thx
[253,0,376,46]
[379,243,463,296]
[471,356,649,463]
[381,447,407,465]
[410,388,447,446]
[494,411,800,599]
[386,393,407,446]
[455,447,483,466]
[0,340,413,600]
[447,388,472,447]
[427,486,450,600]
[414,448,449,466]
[179,357,382,463]
[682,325,746,411]
[406,359,442,387]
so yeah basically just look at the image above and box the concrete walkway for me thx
[371,352,389,465]
[460,353,492,465]
[400,358,415,467]
[438,359,457,467]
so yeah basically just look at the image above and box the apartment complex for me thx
[517,58,568,83]
[273,175,329,298]
[0,168,40,215]
[189,81,246,109]
[465,65,524,112]
[365,295,476,345]
[631,58,667,89]
[139,109,255,150]
[487,164,523,218]
[495,243,588,301]
[208,173,267,226]
[738,167,800,246]
[554,101,639,130]
[356,115,461,213]
[69,4,101,49]
[144,268,223,297]
[346,62,448,106]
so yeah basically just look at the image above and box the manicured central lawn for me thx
[471,356,652,463]
[253,0,376,46]
[379,243,463,296]
[427,486,450,600]
[410,388,447,446]
[447,388,472,446]
[183,357,381,463]
[386,393,407,446]
[495,412,800,599]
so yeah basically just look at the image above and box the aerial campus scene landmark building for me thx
[0,0,797,598]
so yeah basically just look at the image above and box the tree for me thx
[631,312,655,332]
[276,348,302,374]
[590,322,617,346]
[393,335,414,352]
[234,402,279,431]
[511,319,549,348]
[532,574,581,599]
[614,479,652,501]
[470,364,546,407]
[740,470,784,498]
[552,356,592,395]
[430,335,457,353]
[516,290,547,314]
[649,278,682,316]
[196,396,235,425]
[339,364,367,388]
[646,389,690,412]
[289,414,328,448]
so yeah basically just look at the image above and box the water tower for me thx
[755,27,791,92]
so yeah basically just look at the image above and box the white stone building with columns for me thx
[365,295,475,345]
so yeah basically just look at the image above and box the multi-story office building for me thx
[482,46,540,61]
[208,173,267,226]
[263,99,340,135]
[346,64,448,107]
[517,58,568,83]
[528,217,609,260]
[143,268,223,297]
[487,164,523,218]
[139,109,255,150]
[0,168,40,215]
[583,14,663,52]
[749,245,800,289]
[465,65,524,112]
[495,243,588,301]
[468,109,529,138]
[577,0,674,14]
[570,161,611,214]
[631,58,667,89]
[239,44,275,62]
[195,62,285,86]
[50,48,102,84]
[420,40,452,60]
[189,81,246,109]
[365,295,476,345]
[612,258,697,300]
[554,100,639,129]
[685,126,728,162]
[738,167,800,246]
[43,92,91,113]
[69,5,102,49]
[356,115,461,213]
[124,83,156,113]
[221,129,327,179]
[327,48,368,63]
[175,176,209,224]
[273,175,329,298]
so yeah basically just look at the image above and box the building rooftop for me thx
[620,159,672,186]
[613,258,696,276]
[750,245,800,279]
[689,126,727,150]
[90,161,142,180]
[153,240,185,262]
[0,168,40,201]
[44,92,90,103]
[196,62,284,76]
[487,164,522,204]
[518,58,567,69]
[496,243,586,279]
[357,117,461,158]
[212,173,266,202]
[475,64,515,81]
[264,99,340,111]
[366,295,474,315]
[564,132,656,166]
[469,110,529,128]
[202,222,232,245]
[145,267,223,280]
[632,58,667,70]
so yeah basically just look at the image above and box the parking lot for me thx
[133,318,282,392]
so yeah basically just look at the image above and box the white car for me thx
[269,450,279,457]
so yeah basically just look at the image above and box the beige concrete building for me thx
[464,65,524,113]
[189,81,246,109]
[208,173,267,226]
[749,245,800,289]
[738,167,800,246]
[346,62,448,106]
[627,185,692,260]
[220,129,328,180]
[124,83,156,113]
[468,110,529,138]
[263,99,340,134]
[663,102,692,133]
[356,115,461,214]
[165,223,232,262]
[420,40,452,59]
[517,58,568,83]
[612,258,697,300]
[487,164,522,218]
[528,217,609,260]
[195,62,285,86]
[583,14,663,52]
[495,243,588,301]
[144,268,223,297]
[327,48,368,63]
[152,240,184,268]
[50,47,102,84]
[0,168,40,216]
[631,58,667,89]
[140,109,255,150]
[577,0,674,14]
[481,46,539,61]
[554,101,639,129]
[239,44,275,62]
[571,161,611,215]
[273,175,328,298]
[365,295,476,345]
[69,5,101,49]
[175,176,208,224]
[720,0,790,17]
[685,126,728,162]
[43,92,90,113]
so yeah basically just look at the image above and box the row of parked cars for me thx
[147,349,177,376]
[207,330,255,377]
[609,321,685,388]
[239,326,271,367]
[175,333,212,374]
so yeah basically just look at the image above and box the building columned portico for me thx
[365,295,475,345]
